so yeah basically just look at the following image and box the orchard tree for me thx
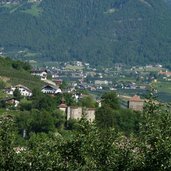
[95,105,116,128]
[101,91,120,110]
[78,95,96,108]
[139,101,171,170]
[0,115,17,170]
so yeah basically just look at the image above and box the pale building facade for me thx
[128,95,144,111]
[66,106,95,122]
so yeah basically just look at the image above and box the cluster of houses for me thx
[2,84,62,107]
[1,61,150,122]
[30,62,168,96]
[2,81,145,122]
[5,84,62,97]
[159,71,171,81]
[3,63,147,113]
[2,83,96,122]
[34,61,153,94]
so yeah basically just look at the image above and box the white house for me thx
[41,85,62,94]
[15,85,32,97]
[94,80,109,85]
[5,85,32,97]
[4,87,14,95]
[3,97,20,107]
[31,70,47,80]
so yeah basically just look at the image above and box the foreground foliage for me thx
[1,99,171,170]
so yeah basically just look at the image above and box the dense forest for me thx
[0,0,171,65]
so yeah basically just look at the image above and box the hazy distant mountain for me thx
[0,0,171,65]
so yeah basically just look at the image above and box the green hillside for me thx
[0,56,43,90]
[0,0,171,65]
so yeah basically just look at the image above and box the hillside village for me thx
[1,56,171,126]
[0,57,157,127]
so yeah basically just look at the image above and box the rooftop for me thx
[129,95,144,102]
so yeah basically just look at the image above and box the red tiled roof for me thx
[58,103,67,108]
[129,95,144,102]
[159,71,171,76]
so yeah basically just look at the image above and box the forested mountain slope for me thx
[0,0,171,65]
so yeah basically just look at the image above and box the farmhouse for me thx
[41,84,62,94]
[31,70,47,80]
[5,85,32,97]
[1,97,19,107]
[15,85,32,97]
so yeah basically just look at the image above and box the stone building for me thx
[66,106,95,122]
[58,97,67,113]
[58,103,67,113]
[128,95,144,111]
[67,107,83,120]
[84,108,96,122]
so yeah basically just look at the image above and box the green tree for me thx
[0,100,6,108]
[12,61,21,70]
[139,100,171,170]
[63,93,76,106]
[101,91,120,110]
[0,115,17,170]
[22,62,31,71]
[78,95,96,108]
[20,99,32,111]
[32,94,56,111]
[29,110,55,134]
[113,109,141,135]
[31,88,43,100]
[51,110,65,129]
[15,111,33,138]
[0,80,6,90]
[60,80,68,90]
[16,110,56,135]
[13,88,21,101]
[95,105,116,129]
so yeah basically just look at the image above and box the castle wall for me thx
[67,107,95,122]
